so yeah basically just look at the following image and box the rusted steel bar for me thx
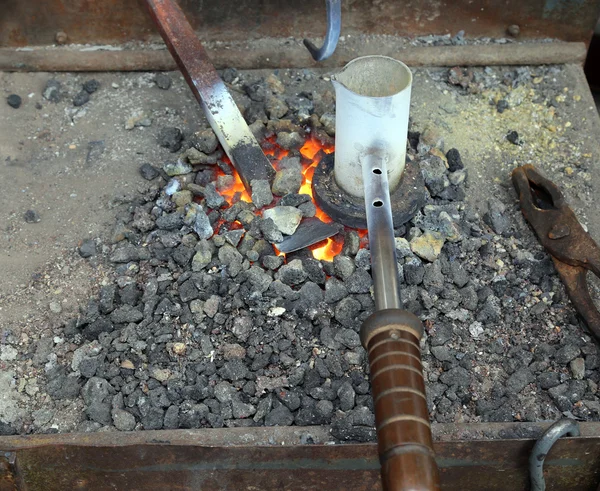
[0,425,599,490]
[0,42,588,72]
[144,0,275,194]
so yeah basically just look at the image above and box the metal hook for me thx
[303,0,342,61]
[529,419,581,491]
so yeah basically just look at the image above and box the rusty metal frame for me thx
[0,423,599,490]
[2,0,600,49]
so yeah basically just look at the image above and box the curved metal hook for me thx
[303,0,342,61]
[529,419,581,491]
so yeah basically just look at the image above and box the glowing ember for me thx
[216,134,365,263]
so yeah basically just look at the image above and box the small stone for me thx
[265,405,294,426]
[496,99,509,113]
[78,239,97,258]
[24,210,41,223]
[335,298,362,329]
[172,190,193,208]
[342,231,360,256]
[151,367,172,382]
[43,79,62,102]
[394,237,412,258]
[163,406,179,429]
[445,148,464,171]
[110,245,150,263]
[223,229,245,247]
[232,316,253,342]
[506,369,534,394]
[439,367,470,388]
[164,161,192,176]
[262,206,303,235]
[73,90,90,107]
[186,204,213,240]
[410,231,445,262]
[184,147,218,165]
[158,127,184,152]
[570,358,586,380]
[259,218,283,243]
[538,372,561,389]
[276,131,304,150]
[272,167,302,196]
[139,163,159,180]
[506,130,521,145]
[112,409,136,431]
[262,255,284,270]
[279,193,311,207]
[202,183,226,209]
[192,129,219,154]
[172,342,187,356]
[220,359,249,381]
[333,255,355,281]
[6,94,21,109]
[484,201,510,235]
[111,305,143,324]
[468,321,484,339]
[555,344,581,365]
[83,79,100,94]
[265,96,289,119]
[154,73,172,90]
[277,259,307,286]
[449,169,467,186]
[125,111,152,130]
[216,174,235,192]
[320,113,335,136]
[232,400,256,419]
[324,278,348,303]
[251,179,273,208]
[192,249,212,271]
[222,343,246,359]
[338,382,356,412]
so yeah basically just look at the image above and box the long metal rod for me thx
[362,153,402,310]
[144,0,275,193]
[361,154,440,489]
[0,42,587,72]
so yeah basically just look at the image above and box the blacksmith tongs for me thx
[512,164,600,340]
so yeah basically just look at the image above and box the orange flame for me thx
[215,134,364,262]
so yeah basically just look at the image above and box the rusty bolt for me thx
[55,31,68,45]
[507,24,520,37]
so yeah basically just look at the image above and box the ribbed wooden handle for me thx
[361,309,440,491]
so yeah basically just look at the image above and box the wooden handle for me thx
[361,309,440,491]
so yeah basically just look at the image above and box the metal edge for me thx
[0,41,588,72]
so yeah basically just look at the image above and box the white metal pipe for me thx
[332,55,412,198]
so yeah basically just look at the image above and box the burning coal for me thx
[212,134,365,262]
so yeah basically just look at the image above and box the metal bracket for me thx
[529,419,581,491]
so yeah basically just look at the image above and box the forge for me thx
[3,0,600,490]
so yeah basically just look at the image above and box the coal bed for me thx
[1,63,600,438]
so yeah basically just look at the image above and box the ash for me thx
[9,67,600,438]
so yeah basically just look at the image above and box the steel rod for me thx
[0,42,587,72]
[362,154,402,310]
[144,0,274,194]
[361,156,440,489]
